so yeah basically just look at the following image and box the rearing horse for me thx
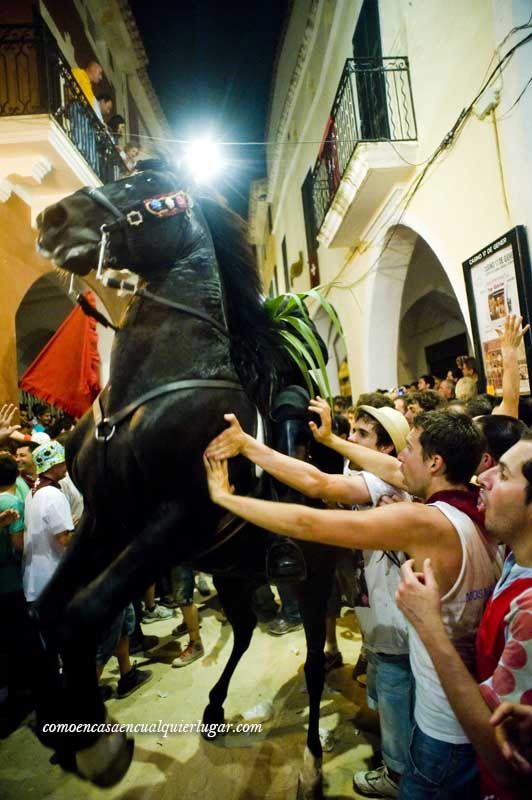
[34,163,338,798]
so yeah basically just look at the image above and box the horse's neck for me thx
[106,255,237,407]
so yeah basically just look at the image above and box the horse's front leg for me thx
[297,544,337,800]
[38,502,192,786]
[202,575,257,734]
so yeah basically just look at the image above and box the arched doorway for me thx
[366,225,470,389]
[398,235,470,383]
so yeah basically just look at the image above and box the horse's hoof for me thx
[202,704,225,740]
[297,747,323,800]
[75,723,134,787]
[297,773,323,800]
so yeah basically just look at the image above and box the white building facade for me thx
[249,0,532,398]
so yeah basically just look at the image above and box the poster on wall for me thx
[462,226,532,396]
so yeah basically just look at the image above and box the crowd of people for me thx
[0,402,219,735]
[203,313,532,799]
[1,314,531,799]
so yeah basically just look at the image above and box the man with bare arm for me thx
[396,433,532,799]
[205,409,499,797]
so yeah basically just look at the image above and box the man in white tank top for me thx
[205,408,499,798]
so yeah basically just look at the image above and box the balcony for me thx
[311,57,417,248]
[0,22,125,217]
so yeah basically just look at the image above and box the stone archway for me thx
[365,224,418,389]
[397,235,470,384]
[366,224,469,389]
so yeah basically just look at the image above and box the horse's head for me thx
[36,163,206,278]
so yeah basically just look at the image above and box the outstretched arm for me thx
[205,413,372,505]
[492,315,530,419]
[396,560,522,788]
[204,456,447,558]
[308,397,406,491]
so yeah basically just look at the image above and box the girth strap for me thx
[93,378,244,438]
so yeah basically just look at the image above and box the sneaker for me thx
[196,575,211,597]
[267,617,302,636]
[324,650,343,672]
[172,640,204,668]
[142,604,173,624]
[353,765,400,798]
[129,634,159,655]
[116,667,153,698]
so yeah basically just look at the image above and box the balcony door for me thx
[352,0,389,140]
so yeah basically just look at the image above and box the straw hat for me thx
[358,405,410,454]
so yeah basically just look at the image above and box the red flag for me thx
[20,290,101,417]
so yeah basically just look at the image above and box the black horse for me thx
[34,163,338,798]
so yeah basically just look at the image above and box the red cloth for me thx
[20,291,101,417]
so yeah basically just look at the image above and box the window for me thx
[352,0,389,139]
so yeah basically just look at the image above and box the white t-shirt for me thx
[346,467,412,655]
[408,501,500,744]
[59,473,84,523]
[23,486,74,602]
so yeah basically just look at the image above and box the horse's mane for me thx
[198,195,297,412]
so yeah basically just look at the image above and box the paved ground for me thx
[1,590,380,800]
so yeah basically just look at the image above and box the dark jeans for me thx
[399,723,479,799]
[0,591,38,698]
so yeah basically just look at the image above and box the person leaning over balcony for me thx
[71,61,104,120]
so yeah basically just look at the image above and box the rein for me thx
[92,379,243,441]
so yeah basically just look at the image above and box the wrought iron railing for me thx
[311,57,417,232]
[0,23,125,183]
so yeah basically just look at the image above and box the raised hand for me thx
[0,508,20,528]
[308,396,333,444]
[396,558,441,631]
[0,403,21,444]
[490,702,532,776]
[495,314,530,350]
[203,455,234,504]
[205,414,247,460]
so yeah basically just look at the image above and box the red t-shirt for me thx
[475,555,532,799]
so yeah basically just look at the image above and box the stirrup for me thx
[266,538,307,582]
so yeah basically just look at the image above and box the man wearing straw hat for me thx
[205,404,499,798]
[205,403,413,796]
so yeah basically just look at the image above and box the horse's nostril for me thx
[43,203,68,230]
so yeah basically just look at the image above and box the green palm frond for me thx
[264,289,344,402]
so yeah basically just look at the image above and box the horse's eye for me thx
[125,183,133,189]
[146,177,153,183]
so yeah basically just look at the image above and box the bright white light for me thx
[183,138,224,184]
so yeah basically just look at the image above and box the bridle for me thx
[82,184,230,338]
[82,184,191,278]
[83,183,243,443]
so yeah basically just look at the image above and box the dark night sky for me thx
[129,0,288,216]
